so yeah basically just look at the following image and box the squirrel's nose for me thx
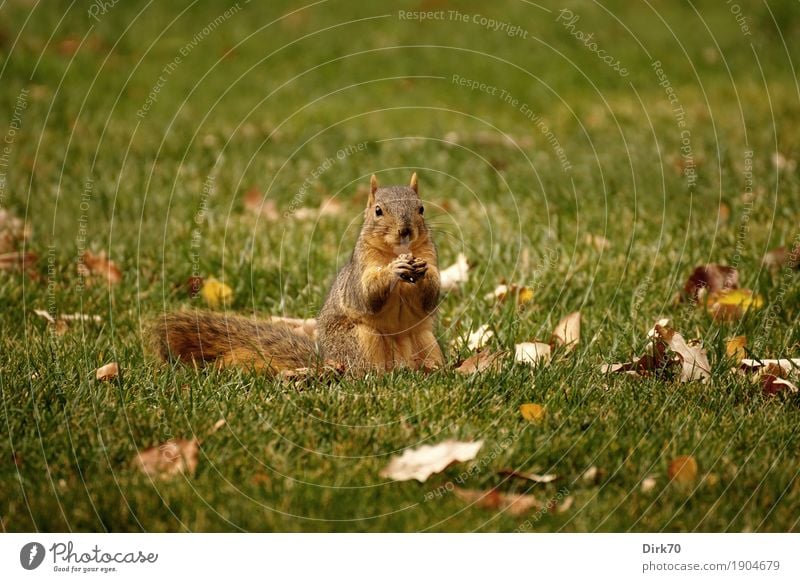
[399,227,412,239]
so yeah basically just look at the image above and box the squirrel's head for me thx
[363,173,429,254]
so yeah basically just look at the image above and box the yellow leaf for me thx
[201,277,233,308]
[668,455,698,486]
[706,289,764,320]
[520,403,545,422]
[725,336,747,362]
[517,287,534,304]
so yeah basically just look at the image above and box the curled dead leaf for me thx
[498,468,558,484]
[78,250,122,285]
[134,438,199,480]
[552,311,580,350]
[439,253,469,292]
[380,440,483,483]
[668,455,698,486]
[454,487,541,516]
[514,342,551,366]
[726,336,747,363]
[683,264,738,302]
[95,362,119,382]
[454,351,505,375]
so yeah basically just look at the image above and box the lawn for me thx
[1,0,799,532]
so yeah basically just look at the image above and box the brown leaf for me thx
[454,487,541,516]
[0,209,31,253]
[763,245,800,271]
[455,351,505,375]
[551,311,580,350]
[134,439,199,480]
[726,336,747,362]
[761,375,799,396]
[242,187,279,220]
[78,250,122,285]
[668,455,698,486]
[95,362,119,381]
[683,264,738,302]
[380,440,483,483]
[0,251,38,272]
[653,325,711,382]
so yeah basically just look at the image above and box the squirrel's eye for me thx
[375,206,383,217]
[419,206,424,215]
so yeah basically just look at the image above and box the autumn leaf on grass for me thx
[484,283,534,306]
[706,289,764,321]
[514,342,551,366]
[380,440,483,483]
[78,250,122,285]
[683,264,738,302]
[498,468,557,484]
[454,351,505,375]
[653,325,711,382]
[201,277,233,308]
[0,208,31,253]
[458,324,494,351]
[763,246,800,271]
[134,439,199,480]
[95,362,119,382]
[668,455,698,487]
[726,336,747,363]
[739,357,800,396]
[519,403,546,422]
[551,311,580,350]
[454,487,542,516]
[242,187,279,220]
[440,253,469,292]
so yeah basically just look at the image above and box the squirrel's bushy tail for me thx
[151,311,317,372]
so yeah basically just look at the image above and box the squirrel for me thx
[152,172,445,374]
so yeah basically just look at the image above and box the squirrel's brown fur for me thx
[152,173,444,374]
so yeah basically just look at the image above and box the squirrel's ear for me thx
[409,172,418,193]
[368,174,378,207]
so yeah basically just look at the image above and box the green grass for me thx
[1,0,799,532]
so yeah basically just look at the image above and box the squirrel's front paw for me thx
[392,254,427,284]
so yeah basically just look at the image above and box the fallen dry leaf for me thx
[654,325,711,382]
[582,465,605,484]
[552,311,580,350]
[243,187,279,220]
[95,362,119,382]
[454,351,505,375]
[763,246,800,271]
[514,342,551,366]
[668,455,698,486]
[683,264,738,302]
[762,375,799,396]
[0,209,31,253]
[0,251,38,272]
[485,283,534,305]
[557,496,575,513]
[740,358,800,375]
[134,438,199,480]
[78,250,122,285]
[463,324,494,351]
[726,336,747,362]
[440,253,469,292]
[380,439,483,483]
[498,468,558,484]
[584,233,611,251]
[201,277,233,308]
[454,487,541,516]
[519,403,546,423]
[641,475,658,493]
[706,289,764,321]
